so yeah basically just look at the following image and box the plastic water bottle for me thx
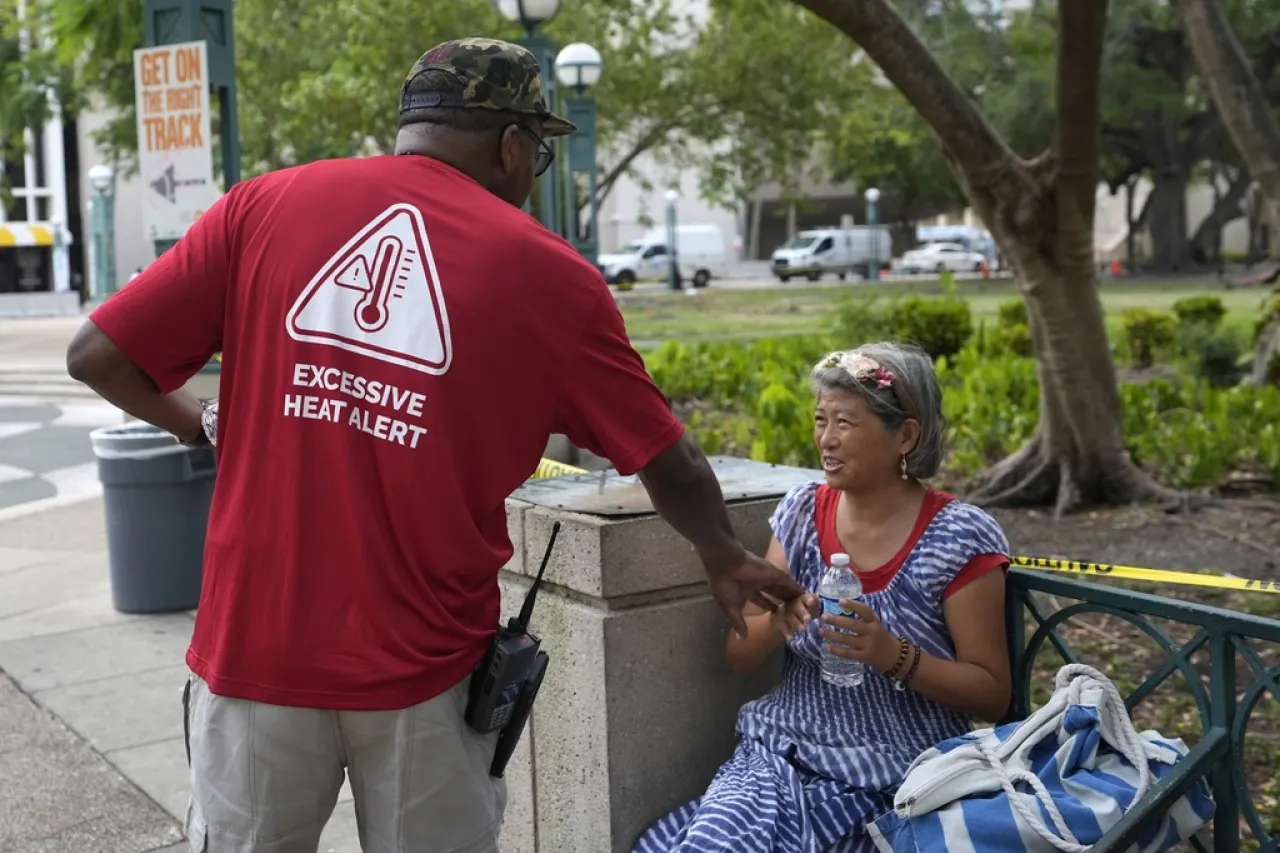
[820,553,864,687]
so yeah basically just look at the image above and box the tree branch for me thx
[1172,0,1280,251]
[787,0,1033,208]
[586,117,687,216]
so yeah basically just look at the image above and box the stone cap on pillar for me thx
[506,457,818,600]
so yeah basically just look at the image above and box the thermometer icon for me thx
[354,236,402,333]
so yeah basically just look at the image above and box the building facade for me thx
[0,89,82,317]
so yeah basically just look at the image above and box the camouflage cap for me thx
[399,37,576,138]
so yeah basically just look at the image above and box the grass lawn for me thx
[619,276,1266,344]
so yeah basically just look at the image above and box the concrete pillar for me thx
[497,472,802,852]
[786,203,797,240]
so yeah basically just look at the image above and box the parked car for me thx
[892,242,987,274]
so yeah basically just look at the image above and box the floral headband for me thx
[817,350,896,390]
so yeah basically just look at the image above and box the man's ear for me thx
[496,124,522,173]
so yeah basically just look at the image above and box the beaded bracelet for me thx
[898,643,923,691]
[884,636,911,680]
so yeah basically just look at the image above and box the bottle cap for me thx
[831,553,850,567]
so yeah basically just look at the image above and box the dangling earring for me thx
[900,455,909,480]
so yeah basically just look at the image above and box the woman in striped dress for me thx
[634,342,1014,853]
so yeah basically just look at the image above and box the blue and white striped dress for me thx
[634,481,1012,853]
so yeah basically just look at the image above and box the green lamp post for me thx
[87,164,118,300]
[554,42,603,269]
[865,186,881,282]
[665,188,681,292]
[496,0,563,238]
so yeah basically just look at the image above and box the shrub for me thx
[645,332,1280,493]
[974,320,1033,358]
[1177,325,1245,388]
[997,298,1029,327]
[1121,308,1177,368]
[1171,295,1226,329]
[882,296,974,360]
[830,292,891,348]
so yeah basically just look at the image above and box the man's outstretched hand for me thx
[706,551,806,639]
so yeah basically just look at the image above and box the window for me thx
[642,245,668,259]
[816,238,833,252]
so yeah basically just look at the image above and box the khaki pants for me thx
[182,673,507,853]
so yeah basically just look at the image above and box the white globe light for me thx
[88,164,115,193]
[665,189,680,204]
[495,0,561,28]
[864,187,881,203]
[555,42,603,91]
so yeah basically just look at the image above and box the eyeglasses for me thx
[516,125,555,177]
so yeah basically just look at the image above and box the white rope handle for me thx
[978,664,1156,852]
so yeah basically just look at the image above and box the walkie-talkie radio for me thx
[465,521,561,777]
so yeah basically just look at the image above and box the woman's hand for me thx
[771,593,819,641]
[820,600,900,672]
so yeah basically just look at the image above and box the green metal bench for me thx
[1005,569,1280,853]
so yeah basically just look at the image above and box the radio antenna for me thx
[516,521,560,630]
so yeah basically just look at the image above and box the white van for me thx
[770,227,892,282]
[598,223,729,288]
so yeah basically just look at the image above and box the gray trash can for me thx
[90,423,216,614]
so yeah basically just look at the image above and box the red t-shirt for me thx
[813,485,1007,598]
[89,156,685,711]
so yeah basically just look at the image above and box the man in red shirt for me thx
[67,38,802,852]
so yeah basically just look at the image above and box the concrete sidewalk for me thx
[0,496,361,853]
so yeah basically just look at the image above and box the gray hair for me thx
[810,341,947,479]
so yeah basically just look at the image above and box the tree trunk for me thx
[1173,0,1280,258]
[1125,177,1137,269]
[790,0,1180,515]
[1191,167,1251,264]
[1146,168,1194,272]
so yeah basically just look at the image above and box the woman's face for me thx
[813,387,915,490]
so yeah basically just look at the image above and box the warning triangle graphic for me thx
[285,203,452,374]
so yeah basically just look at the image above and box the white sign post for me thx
[133,40,220,243]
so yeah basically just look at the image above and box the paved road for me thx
[0,397,123,512]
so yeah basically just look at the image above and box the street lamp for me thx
[665,189,681,292]
[496,0,562,236]
[88,163,117,299]
[495,0,561,37]
[865,186,881,282]
[555,42,603,268]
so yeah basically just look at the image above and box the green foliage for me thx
[976,298,1035,357]
[997,298,1029,327]
[645,334,1280,493]
[1121,308,1178,369]
[1177,324,1246,388]
[974,320,1034,358]
[934,347,1040,475]
[824,83,965,225]
[1172,295,1227,329]
[1256,293,1280,344]
[3,0,857,209]
[882,296,974,360]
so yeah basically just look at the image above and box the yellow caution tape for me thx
[532,458,588,479]
[523,462,1277,596]
[1012,556,1280,595]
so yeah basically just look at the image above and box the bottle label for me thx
[821,595,856,618]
